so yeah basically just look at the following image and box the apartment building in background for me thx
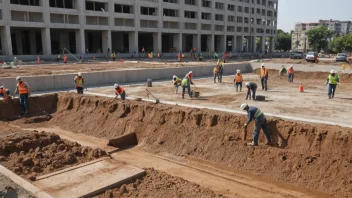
[0,0,278,56]
[292,19,352,52]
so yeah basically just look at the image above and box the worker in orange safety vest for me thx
[114,84,126,100]
[13,76,30,115]
[260,63,269,91]
[234,69,243,92]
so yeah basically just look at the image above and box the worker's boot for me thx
[24,109,28,115]
[247,141,258,146]
[265,140,272,146]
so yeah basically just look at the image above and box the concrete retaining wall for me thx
[1,63,250,93]
[250,62,341,72]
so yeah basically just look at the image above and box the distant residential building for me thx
[292,19,352,52]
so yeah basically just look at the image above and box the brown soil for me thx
[2,93,352,197]
[0,62,214,78]
[95,168,226,198]
[0,130,107,181]
[0,173,36,198]
[254,68,352,83]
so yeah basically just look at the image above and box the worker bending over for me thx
[287,65,294,83]
[279,65,286,79]
[74,72,86,94]
[260,64,269,91]
[241,104,272,146]
[234,69,243,92]
[0,86,10,101]
[245,82,257,100]
[326,70,339,99]
[172,75,181,94]
[13,76,30,115]
[181,71,194,99]
[114,84,126,100]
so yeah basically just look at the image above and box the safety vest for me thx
[254,108,263,120]
[75,77,83,88]
[328,74,339,85]
[173,77,181,85]
[182,53,185,58]
[213,67,219,74]
[181,78,189,87]
[115,87,125,95]
[235,74,243,83]
[260,68,269,77]
[17,82,28,94]
[288,68,294,74]
[0,88,7,95]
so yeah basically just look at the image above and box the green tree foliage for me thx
[306,26,334,52]
[330,34,352,53]
[274,29,291,51]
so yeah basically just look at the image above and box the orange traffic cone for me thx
[299,83,304,92]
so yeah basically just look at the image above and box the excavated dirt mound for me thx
[44,93,352,197]
[95,168,226,198]
[254,68,352,83]
[0,131,107,181]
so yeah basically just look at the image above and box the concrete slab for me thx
[34,159,145,198]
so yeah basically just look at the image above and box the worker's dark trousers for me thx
[214,73,219,83]
[182,86,192,99]
[261,77,268,91]
[328,84,337,98]
[253,119,271,144]
[288,74,294,83]
[246,88,257,100]
[19,94,29,113]
[76,87,84,94]
[219,73,223,83]
[235,82,242,91]
[120,91,126,100]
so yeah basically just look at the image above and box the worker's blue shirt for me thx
[246,106,265,124]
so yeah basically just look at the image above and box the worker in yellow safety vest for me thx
[74,72,87,94]
[325,70,339,99]
[172,75,182,94]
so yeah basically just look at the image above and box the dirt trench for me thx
[1,93,352,197]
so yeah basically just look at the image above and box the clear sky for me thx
[278,0,352,32]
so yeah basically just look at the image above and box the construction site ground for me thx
[87,69,352,126]
[1,61,352,197]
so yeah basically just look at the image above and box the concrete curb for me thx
[0,165,53,198]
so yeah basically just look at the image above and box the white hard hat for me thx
[114,83,119,88]
[189,71,193,74]
[237,69,241,74]
[16,76,22,81]
[173,75,176,78]
[240,103,248,110]
[78,72,82,76]
[261,63,265,67]
[246,82,250,86]
[331,70,336,74]
[0,86,3,89]
[290,65,293,68]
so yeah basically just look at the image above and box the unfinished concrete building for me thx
[0,0,278,56]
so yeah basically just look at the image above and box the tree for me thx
[274,29,291,51]
[306,26,334,52]
[330,34,352,53]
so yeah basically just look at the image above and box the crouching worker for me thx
[0,86,10,101]
[241,103,272,146]
[172,75,182,94]
[114,84,126,100]
[245,82,257,100]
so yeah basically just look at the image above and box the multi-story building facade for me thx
[0,0,278,56]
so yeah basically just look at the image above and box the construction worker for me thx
[181,52,185,59]
[178,53,181,62]
[217,60,224,83]
[234,69,243,92]
[326,70,339,99]
[172,75,182,94]
[245,82,257,100]
[113,52,116,61]
[74,72,86,94]
[13,76,30,115]
[287,65,294,83]
[213,65,219,83]
[229,52,233,59]
[181,71,194,99]
[241,103,272,146]
[214,52,219,59]
[57,54,61,61]
[63,55,67,63]
[199,53,203,61]
[0,86,10,101]
[223,51,227,63]
[260,63,269,91]
[279,65,286,79]
[114,84,126,100]
[157,53,161,58]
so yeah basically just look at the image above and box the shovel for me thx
[242,126,248,141]
[146,89,160,104]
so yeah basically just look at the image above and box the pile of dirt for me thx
[48,94,352,197]
[0,131,107,181]
[95,168,226,198]
[253,68,352,83]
